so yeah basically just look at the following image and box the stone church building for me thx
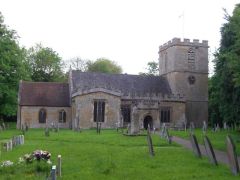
[17,38,208,130]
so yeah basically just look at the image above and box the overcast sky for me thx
[1,0,239,75]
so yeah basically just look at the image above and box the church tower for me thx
[158,38,209,127]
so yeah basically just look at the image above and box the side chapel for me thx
[17,38,208,129]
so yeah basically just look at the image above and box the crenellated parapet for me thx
[159,37,208,53]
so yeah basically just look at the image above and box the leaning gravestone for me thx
[146,126,154,156]
[190,134,201,158]
[203,136,217,165]
[226,135,239,175]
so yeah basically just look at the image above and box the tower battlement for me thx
[159,38,208,52]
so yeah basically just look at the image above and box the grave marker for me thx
[45,127,50,137]
[202,121,207,134]
[57,155,62,177]
[51,165,57,180]
[190,122,195,134]
[203,136,217,165]
[226,135,239,175]
[190,134,201,158]
[146,126,154,156]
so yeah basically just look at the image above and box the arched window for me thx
[39,109,46,123]
[59,110,66,123]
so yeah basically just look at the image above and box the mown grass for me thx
[170,128,240,155]
[0,126,239,179]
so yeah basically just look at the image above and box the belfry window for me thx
[39,108,46,123]
[160,107,171,123]
[59,110,66,123]
[94,100,105,122]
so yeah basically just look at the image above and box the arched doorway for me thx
[143,115,153,130]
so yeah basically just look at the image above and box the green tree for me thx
[0,12,30,118]
[209,4,240,126]
[139,61,159,76]
[27,44,65,82]
[87,58,122,74]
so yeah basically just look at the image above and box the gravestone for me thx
[203,136,217,165]
[45,127,50,137]
[226,135,239,175]
[190,122,195,134]
[190,134,201,158]
[202,121,207,134]
[130,104,140,135]
[25,123,29,131]
[0,125,2,132]
[51,165,57,180]
[223,122,227,130]
[57,155,62,177]
[146,126,154,156]
[2,122,6,130]
[160,123,166,138]
[165,128,172,144]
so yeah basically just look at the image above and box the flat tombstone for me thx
[203,136,217,165]
[147,127,154,156]
[226,135,239,175]
[190,134,201,158]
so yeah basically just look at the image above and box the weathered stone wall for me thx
[19,106,71,128]
[72,92,121,129]
[159,38,208,127]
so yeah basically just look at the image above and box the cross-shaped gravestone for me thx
[190,134,201,158]
[147,126,154,156]
[203,136,217,165]
[226,135,239,175]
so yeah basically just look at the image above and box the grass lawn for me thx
[0,126,239,179]
[170,129,240,155]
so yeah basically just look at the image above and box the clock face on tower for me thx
[188,75,196,85]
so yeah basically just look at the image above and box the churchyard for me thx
[0,123,240,179]
[170,128,240,155]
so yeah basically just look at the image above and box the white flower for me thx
[1,160,14,167]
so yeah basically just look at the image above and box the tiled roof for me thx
[19,81,70,107]
[71,71,172,96]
